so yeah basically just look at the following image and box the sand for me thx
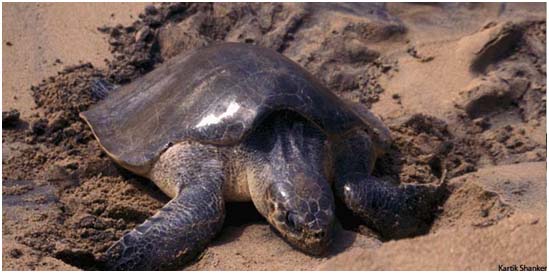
[2,3,546,270]
[3,3,149,120]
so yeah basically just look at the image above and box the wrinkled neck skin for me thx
[242,112,335,255]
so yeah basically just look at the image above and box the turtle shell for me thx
[81,43,387,173]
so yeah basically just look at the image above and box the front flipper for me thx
[101,142,226,270]
[101,182,225,270]
[336,174,443,238]
[333,129,444,239]
[91,78,119,100]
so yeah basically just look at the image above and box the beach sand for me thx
[2,3,546,270]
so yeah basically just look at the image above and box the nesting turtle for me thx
[81,43,442,270]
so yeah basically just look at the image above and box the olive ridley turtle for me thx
[80,42,442,270]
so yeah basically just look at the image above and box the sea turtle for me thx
[81,43,442,270]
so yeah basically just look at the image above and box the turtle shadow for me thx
[327,224,373,257]
[208,202,267,247]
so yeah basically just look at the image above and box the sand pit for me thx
[2,3,546,270]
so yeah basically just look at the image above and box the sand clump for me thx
[2,3,546,270]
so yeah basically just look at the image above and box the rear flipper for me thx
[333,129,445,239]
[100,181,225,270]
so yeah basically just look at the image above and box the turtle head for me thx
[264,171,335,255]
[245,112,336,255]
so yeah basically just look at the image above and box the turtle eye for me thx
[286,211,302,232]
